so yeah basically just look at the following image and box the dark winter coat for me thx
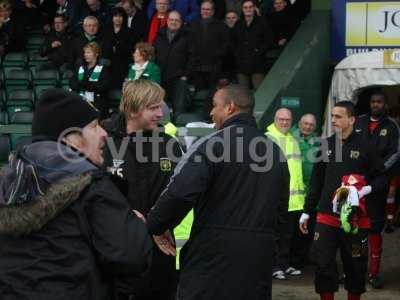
[40,29,71,67]
[154,27,190,84]
[147,113,289,300]
[102,113,183,296]
[231,16,274,74]
[0,141,152,300]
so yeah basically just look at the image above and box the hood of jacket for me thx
[0,141,98,236]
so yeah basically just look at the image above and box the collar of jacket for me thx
[267,123,295,139]
[291,126,316,141]
[102,112,167,138]
[221,113,257,129]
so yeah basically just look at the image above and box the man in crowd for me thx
[147,84,289,300]
[147,0,169,44]
[300,101,387,300]
[154,11,190,121]
[187,0,229,116]
[70,15,102,68]
[266,108,306,279]
[103,80,183,300]
[147,0,199,23]
[40,14,71,70]
[0,1,25,55]
[120,0,148,42]
[82,0,110,27]
[354,91,400,289]
[0,88,152,300]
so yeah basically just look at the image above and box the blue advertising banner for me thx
[331,0,400,62]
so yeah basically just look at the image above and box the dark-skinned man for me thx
[146,84,289,300]
[354,91,400,289]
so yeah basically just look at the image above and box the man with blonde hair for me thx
[103,79,183,300]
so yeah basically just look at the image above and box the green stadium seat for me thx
[34,85,56,102]
[0,134,11,164]
[26,36,45,52]
[2,52,28,68]
[5,69,32,91]
[6,90,34,120]
[10,111,34,124]
[28,52,49,69]
[0,111,8,125]
[11,134,32,150]
[60,69,73,88]
[33,69,59,86]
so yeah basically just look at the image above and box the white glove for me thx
[299,213,310,224]
[358,185,372,198]
[347,186,359,207]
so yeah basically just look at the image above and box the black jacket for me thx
[0,141,152,300]
[267,8,298,47]
[101,25,133,88]
[354,114,400,220]
[304,132,387,217]
[147,113,289,300]
[154,27,190,84]
[355,114,400,172]
[40,29,71,67]
[102,113,183,295]
[187,18,229,73]
[232,16,274,74]
[0,17,25,54]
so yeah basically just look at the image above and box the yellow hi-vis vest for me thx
[266,123,305,212]
[173,210,193,270]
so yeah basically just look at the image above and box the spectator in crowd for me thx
[146,84,289,300]
[103,79,182,300]
[70,16,102,68]
[70,42,111,118]
[232,0,273,90]
[126,42,161,83]
[267,0,298,48]
[0,88,152,300]
[300,101,387,300]
[40,14,71,70]
[147,0,169,44]
[81,0,111,28]
[155,11,190,121]
[290,0,310,22]
[291,113,318,193]
[38,0,59,33]
[187,0,229,116]
[224,9,238,28]
[290,113,318,270]
[266,108,305,280]
[354,91,400,289]
[102,7,132,88]
[147,0,199,23]
[12,0,41,29]
[54,0,85,33]
[0,1,25,55]
[120,0,148,42]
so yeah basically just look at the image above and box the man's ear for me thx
[226,102,236,115]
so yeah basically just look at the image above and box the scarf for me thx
[148,12,168,44]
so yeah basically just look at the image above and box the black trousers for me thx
[311,223,368,295]
[165,78,191,121]
[274,211,309,271]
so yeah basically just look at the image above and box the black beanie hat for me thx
[32,88,99,140]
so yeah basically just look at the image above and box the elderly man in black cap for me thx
[0,89,152,300]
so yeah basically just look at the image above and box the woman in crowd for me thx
[125,42,161,84]
[102,6,132,88]
[70,41,110,118]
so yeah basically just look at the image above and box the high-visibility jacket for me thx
[173,210,193,269]
[266,123,305,211]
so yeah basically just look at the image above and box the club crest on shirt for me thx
[160,158,172,172]
[350,150,360,159]
[380,129,387,136]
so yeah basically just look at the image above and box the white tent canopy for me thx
[324,50,400,136]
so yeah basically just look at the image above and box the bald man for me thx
[266,108,305,279]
